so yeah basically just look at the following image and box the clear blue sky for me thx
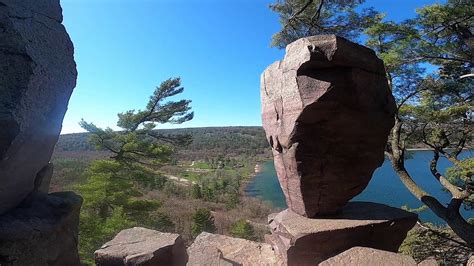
[60,0,442,134]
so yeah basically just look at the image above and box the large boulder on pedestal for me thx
[261,35,396,217]
[0,0,77,214]
[0,192,82,266]
[95,227,188,266]
[265,202,417,265]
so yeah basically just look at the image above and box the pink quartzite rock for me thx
[187,232,282,265]
[265,202,417,265]
[261,35,396,217]
[0,0,77,214]
[95,227,188,266]
[320,247,417,266]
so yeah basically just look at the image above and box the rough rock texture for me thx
[260,35,396,217]
[468,256,474,266]
[187,232,282,265]
[95,227,188,266]
[320,247,417,266]
[266,202,417,265]
[418,258,438,266]
[0,192,82,266]
[0,0,77,214]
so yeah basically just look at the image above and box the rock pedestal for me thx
[0,192,82,266]
[261,35,396,217]
[265,202,417,265]
[95,227,188,266]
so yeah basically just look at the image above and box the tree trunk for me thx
[388,119,474,247]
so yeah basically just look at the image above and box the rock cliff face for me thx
[0,0,77,215]
[0,0,81,264]
[261,35,396,217]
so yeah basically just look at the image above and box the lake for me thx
[245,150,473,225]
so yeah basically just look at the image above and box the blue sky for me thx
[60,0,442,134]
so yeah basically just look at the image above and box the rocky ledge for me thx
[0,192,82,266]
[265,202,418,265]
[95,227,187,266]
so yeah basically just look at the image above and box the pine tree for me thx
[230,219,255,241]
[77,77,193,261]
[191,208,216,237]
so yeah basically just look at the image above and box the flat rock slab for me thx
[95,227,187,266]
[0,192,83,266]
[261,35,396,217]
[266,202,417,265]
[187,232,282,265]
[320,247,417,266]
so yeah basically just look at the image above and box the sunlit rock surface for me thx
[260,35,396,217]
[266,202,417,265]
[319,247,417,266]
[0,0,77,214]
[187,232,282,265]
[95,227,188,266]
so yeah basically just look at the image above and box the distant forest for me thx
[55,126,272,161]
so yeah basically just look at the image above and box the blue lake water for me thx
[245,150,473,225]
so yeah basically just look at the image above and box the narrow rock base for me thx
[266,202,417,265]
[0,192,83,266]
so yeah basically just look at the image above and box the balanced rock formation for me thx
[0,192,82,266]
[266,202,417,265]
[187,232,282,265]
[319,247,417,266]
[95,227,188,266]
[261,35,396,217]
[0,0,77,214]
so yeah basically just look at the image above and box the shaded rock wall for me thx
[0,1,81,265]
[0,192,82,266]
[0,0,77,214]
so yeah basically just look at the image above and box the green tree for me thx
[80,77,193,166]
[191,184,202,199]
[364,0,473,246]
[269,0,377,48]
[191,208,216,237]
[77,77,193,261]
[230,219,255,240]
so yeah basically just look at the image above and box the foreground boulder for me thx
[0,0,77,214]
[0,192,82,266]
[266,202,417,265]
[95,227,188,266]
[260,35,396,217]
[187,232,282,265]
[320,247,417,266]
